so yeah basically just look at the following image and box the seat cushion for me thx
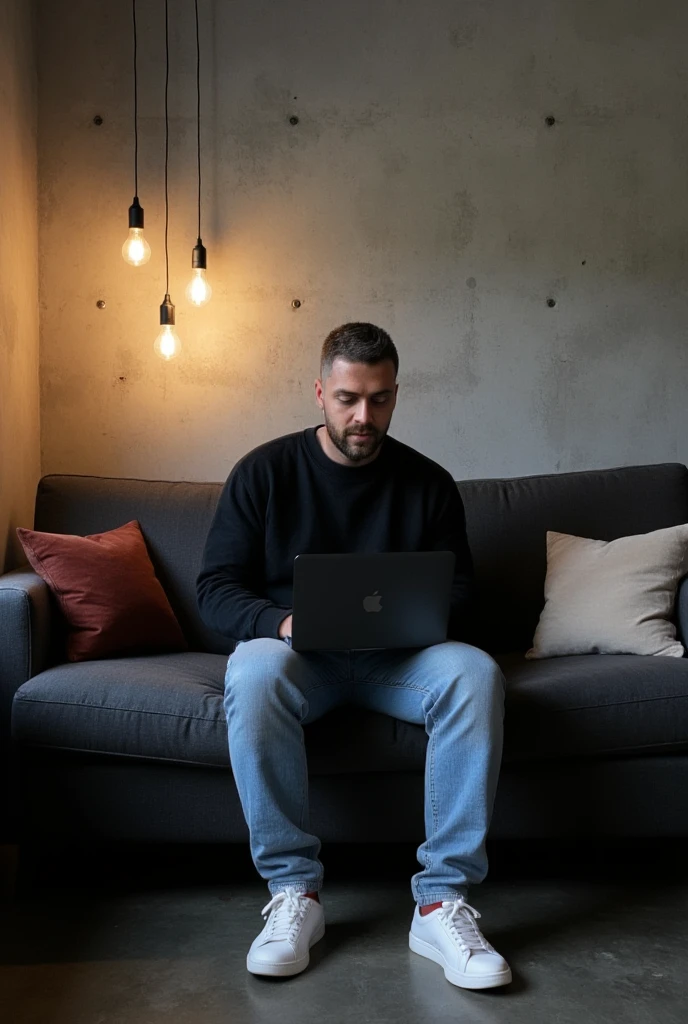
[12,651,688,770]
[12,654,230,767]
[496,651,688,761]
[11,653,412,774]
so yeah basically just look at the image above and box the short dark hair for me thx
[320,322,399,382]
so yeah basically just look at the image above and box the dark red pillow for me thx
[17,520,188,662]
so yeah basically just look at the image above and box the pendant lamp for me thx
[154,0,181,360]
[122,0,151,266]
[186,0,212,306]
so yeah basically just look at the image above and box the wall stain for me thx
[112,344,145,387]
[381,148,409,177]
[571,0,671,43]
[448,189,477,253]
[533,307,642,456]
[402,282,481,400]
[448,22,479,48]
[225,74,321,189]
[562,87,632,124]
[334,102,394,141]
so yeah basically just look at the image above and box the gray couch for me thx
[2,462,688,851]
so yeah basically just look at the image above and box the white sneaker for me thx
[409,896,512,989]
[247,887,325,977]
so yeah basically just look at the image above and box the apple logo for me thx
[363,590,382,613]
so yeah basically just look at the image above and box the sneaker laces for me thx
[438,896,491,954]
[260,887,310,944]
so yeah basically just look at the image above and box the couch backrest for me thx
[35,476,228,654]
[457,462,688,652]
[34,462,688,655]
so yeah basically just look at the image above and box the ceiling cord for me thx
[195,0,201,241]
[133,0,138,197]
[164,0,170,295]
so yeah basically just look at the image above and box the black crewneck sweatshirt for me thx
[196,425,476,645]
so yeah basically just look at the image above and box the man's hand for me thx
[278,614,293,639]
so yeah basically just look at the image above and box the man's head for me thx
[315,322,399,464]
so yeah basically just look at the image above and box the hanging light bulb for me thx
[155,325,181,360]
[154,2,180,362]
[186,240,212,305]
[154,294,182,360]
[122,1,151,266]
[122,197,151,266]
[186,0,212,306]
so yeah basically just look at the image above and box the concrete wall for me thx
[37,0,688,484]
[0,0,40,570]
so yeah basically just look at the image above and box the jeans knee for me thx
[224,638,304,718]
[441,643,505,708]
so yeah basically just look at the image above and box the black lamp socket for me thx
[192,239,207,270]
[128,197,145,229]
[160,294,176,326]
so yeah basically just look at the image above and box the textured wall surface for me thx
[37,0,688,484]
[0,0,40,569]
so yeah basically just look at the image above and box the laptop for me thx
[290,550,456,651]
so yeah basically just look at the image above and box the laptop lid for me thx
[291,551,456,651]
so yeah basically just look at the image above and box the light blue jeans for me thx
[223,637,505,906]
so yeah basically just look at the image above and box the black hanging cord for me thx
[164,0,170,294]
[195,0,201,241]
[133,0,138,197]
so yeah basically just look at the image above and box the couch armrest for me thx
[677,574,688,653]
[0,567,57,841]
[0,568,55,727]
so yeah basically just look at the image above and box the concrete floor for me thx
[1,841,687,1024]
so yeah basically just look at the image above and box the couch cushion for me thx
[496,651,688,760]
[12,651,688,770]
[11,653,412,774]
[12,654,229,766]
[16,521,188,662]
[525,525,688,660]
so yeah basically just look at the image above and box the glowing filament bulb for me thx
[187,240,211,306]
[186,268,212,306]
[123,198,151,266]
[154,325,181,361]
[122,227,151,266]
[154,294,181,360]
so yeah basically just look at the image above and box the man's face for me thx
[315,357,398,464]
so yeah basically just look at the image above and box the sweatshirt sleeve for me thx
[196,464,292,642]
[429,476,478,645]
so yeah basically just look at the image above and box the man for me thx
[197,322,510,990]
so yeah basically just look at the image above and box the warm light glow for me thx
[122,227,151,266]
[154,324,182,361]
[186,268,212,306]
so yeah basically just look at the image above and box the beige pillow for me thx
[526,524,688,659]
